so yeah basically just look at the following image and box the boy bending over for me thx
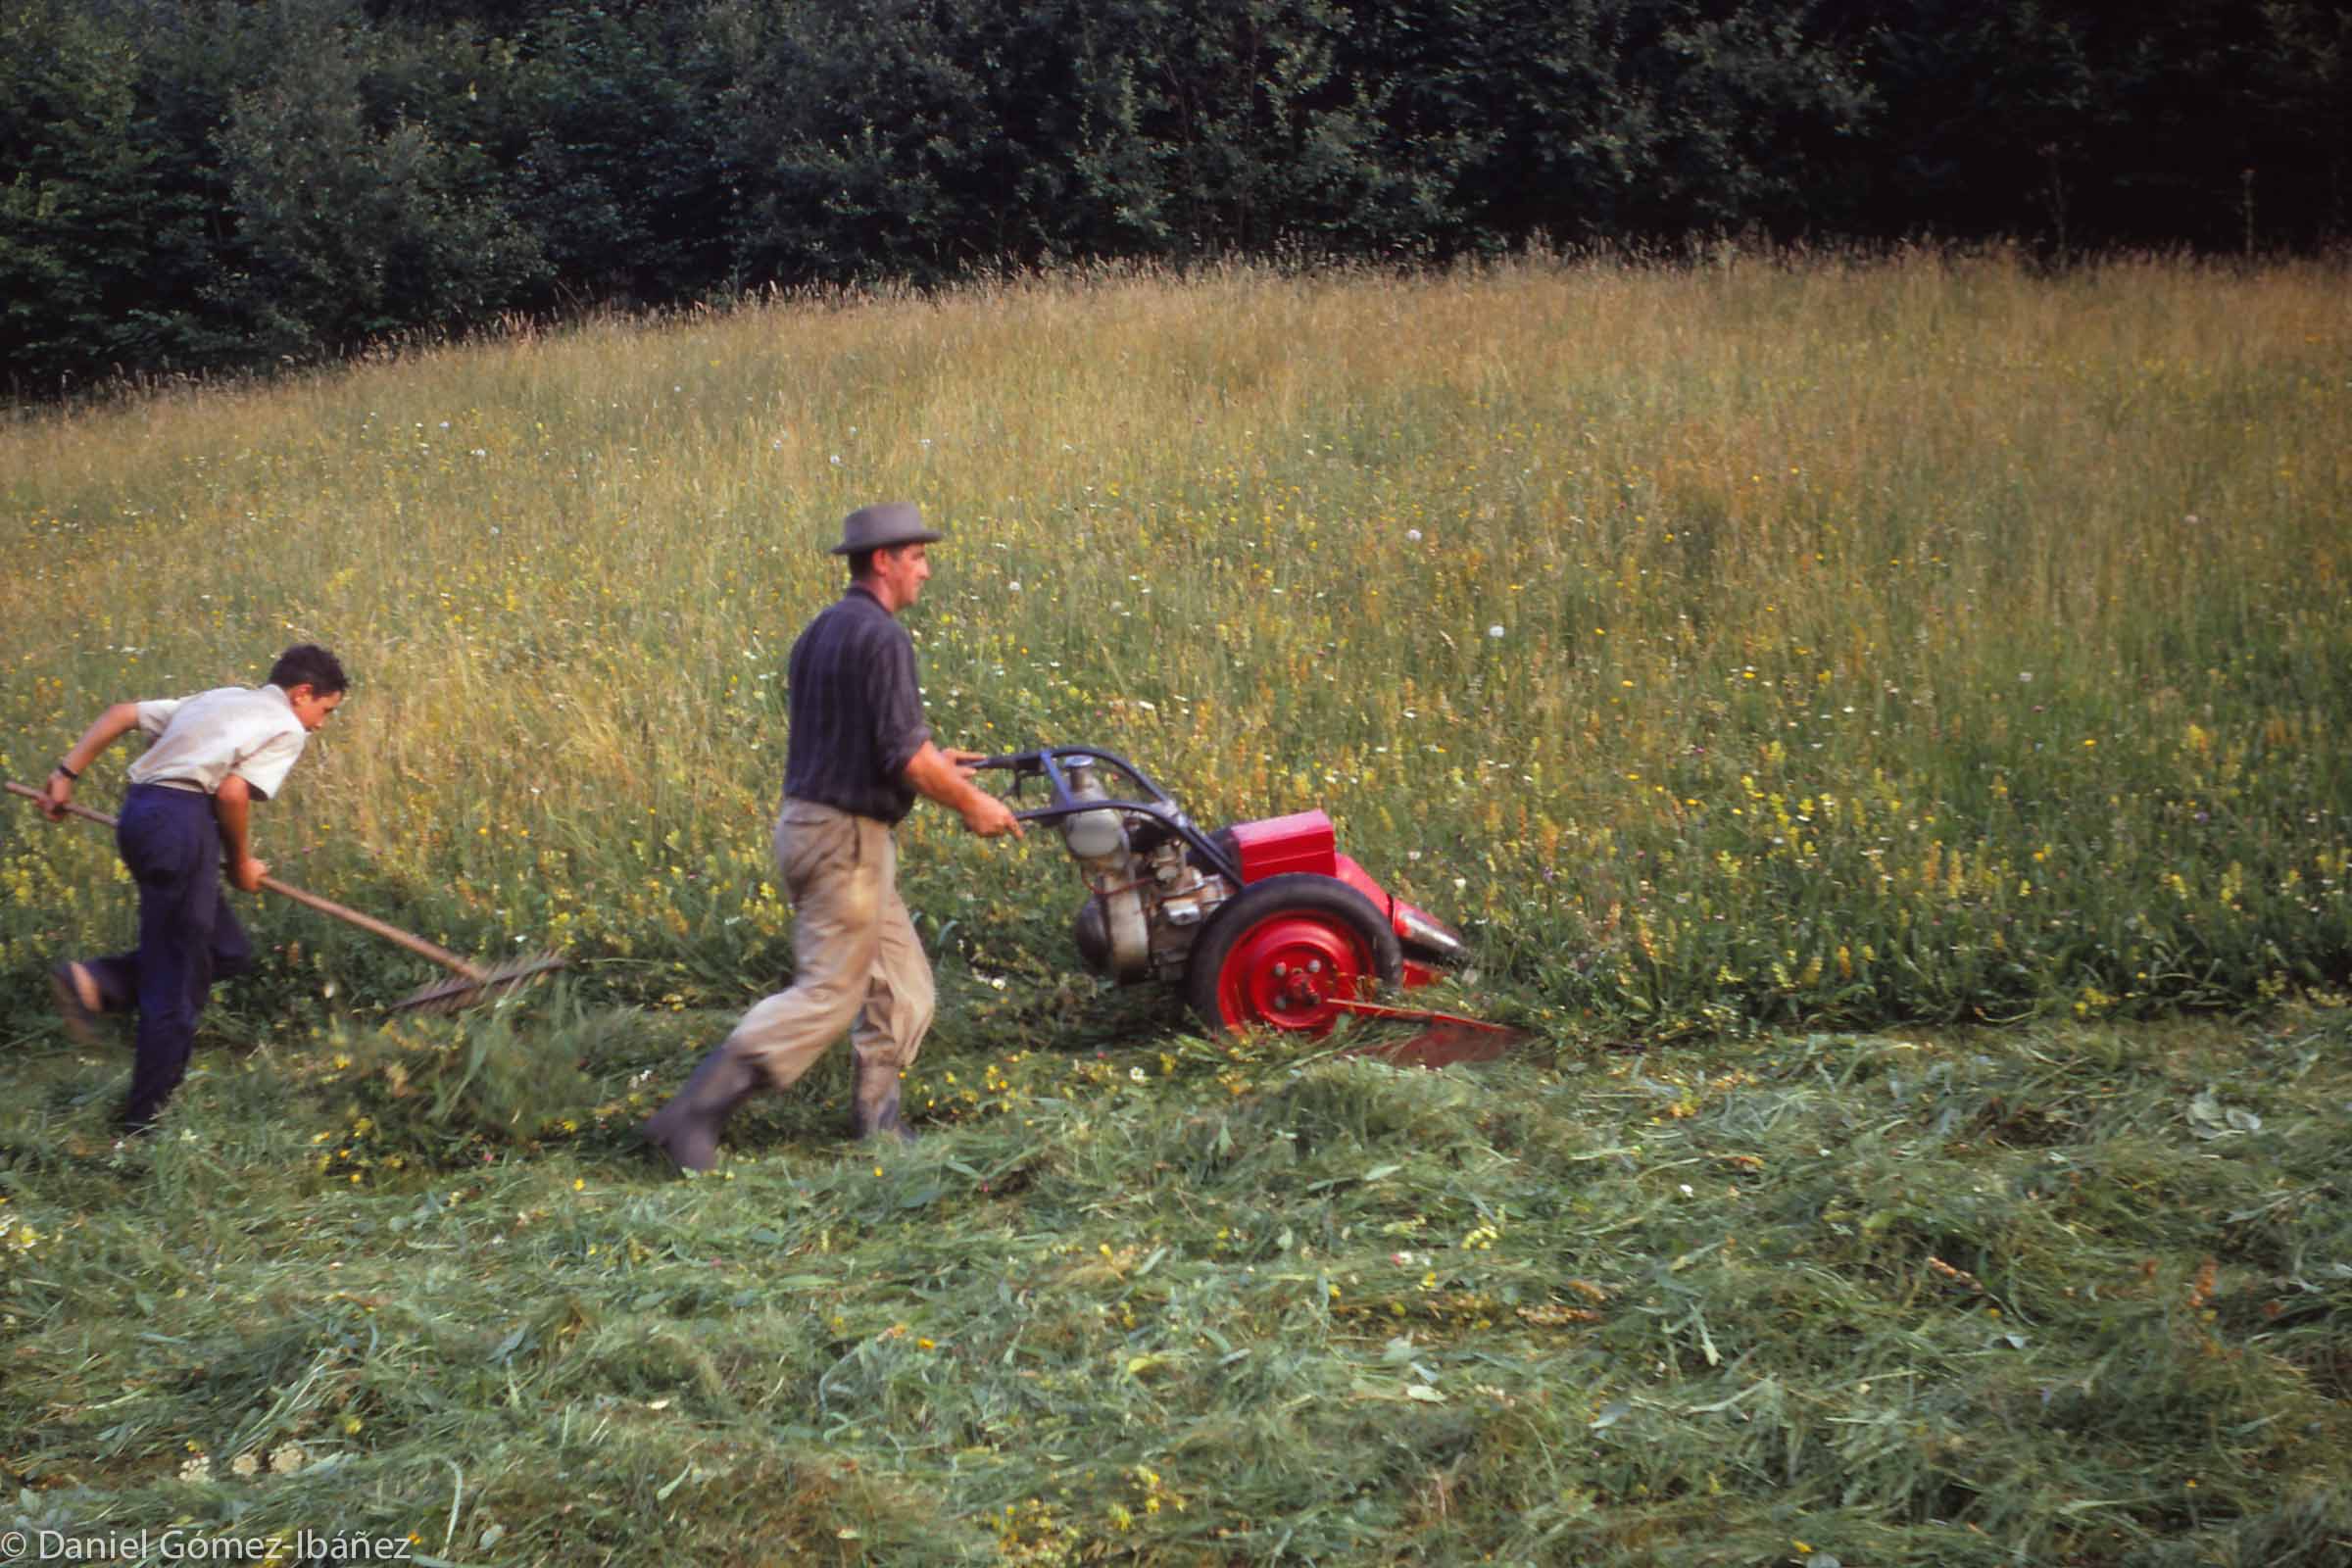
[38,644,348,1133]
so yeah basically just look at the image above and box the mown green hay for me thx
[6,1006,2348,1564]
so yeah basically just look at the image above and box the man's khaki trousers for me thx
[724,799,935,1092]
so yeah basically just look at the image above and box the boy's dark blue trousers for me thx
[84,783,253,1127]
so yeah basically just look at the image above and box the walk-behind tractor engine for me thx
[978,747,1481,1040]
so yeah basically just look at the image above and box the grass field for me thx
[3,252,2350,1565]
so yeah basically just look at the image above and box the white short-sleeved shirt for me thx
[125,684,310,801]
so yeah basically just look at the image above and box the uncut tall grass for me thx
[4,251,2348,1039]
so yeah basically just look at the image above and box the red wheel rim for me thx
[1213,913,1373,1034]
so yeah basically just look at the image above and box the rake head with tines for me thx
[395,952,568,1013]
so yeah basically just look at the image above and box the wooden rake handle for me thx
[9,779,488,982]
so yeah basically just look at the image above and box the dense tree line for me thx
[4,0,2346,391]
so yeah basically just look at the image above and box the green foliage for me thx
[715,0,1391,280]
[718,0,1033,282]
[713,0,1869,281]
[0,1,196,388]
[5,0,2347,391]
[1350,0,1875,248]
[202,0,547,361]
[1115,0,1440,257]
[501,4,733,302]
[1838,0,2352,257]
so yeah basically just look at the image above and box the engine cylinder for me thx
[1056,759,1152,982]
[1058,759,1129,862]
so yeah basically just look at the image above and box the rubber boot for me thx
[640,1046,763,1172]
[854,1061,917,1146]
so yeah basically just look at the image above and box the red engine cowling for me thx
[1225,810,1466,984]
[1227,810,1339,879]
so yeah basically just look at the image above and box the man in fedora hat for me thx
[641,502,1022,1170]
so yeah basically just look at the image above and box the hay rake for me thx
[10,781,563,1012]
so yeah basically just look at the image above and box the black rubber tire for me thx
[1184,873,1404,1036]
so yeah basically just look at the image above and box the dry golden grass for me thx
[5,247,2348,1023]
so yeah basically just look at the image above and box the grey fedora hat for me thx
[830,501,945,555]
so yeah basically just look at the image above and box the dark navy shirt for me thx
[781,584,932,823]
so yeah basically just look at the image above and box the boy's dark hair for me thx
[269,644,349,695]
